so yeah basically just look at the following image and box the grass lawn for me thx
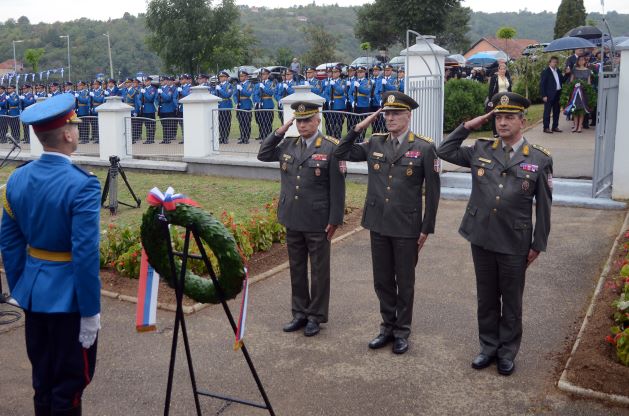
[0,168,368,231]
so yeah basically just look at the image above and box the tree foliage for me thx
[146,0,247,74]
[301,25,338,66]
[554,0,587,39]
[24,48,45,73]
[354,0,464,50]
[275,47,294,67]
[437,3,472,54]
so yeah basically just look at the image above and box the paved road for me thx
[0,200,626,415]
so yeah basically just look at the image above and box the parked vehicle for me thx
[315,62,348,80]
[350,56,383,69]
[387,56,405,70]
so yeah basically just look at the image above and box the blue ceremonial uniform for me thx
[214,80,233,144]
[381,75,398,94]
[253,77,276,140]
[0,91,7,143]
[90,87,106,142]
[398,77,405,93]
[20,92,37,143]
[140,84,157,143]
[157,85,177,143]
[6,91,21,140]
[306,77,324,97]
[0,91,7,115]
[235,79,254,143]
[75,90,91,117]
[215,81,234,109]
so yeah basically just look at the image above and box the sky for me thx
[3,0,627,24]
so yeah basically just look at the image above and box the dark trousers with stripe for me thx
[370,231,419,339]
[236,110,252,143]
[25,311,97,412]
[219,110,231,144]
[286,229,331,324]
[471,244,527,361]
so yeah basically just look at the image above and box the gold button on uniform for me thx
[294,195,299,200]
[492,208,497,213]
[499,184,503,188]
[389,175,393,179]
[297,176,300,180]
[496,196,500,200]
[296,186,299,190]
[385,198,389,203]
[387,187,391,190]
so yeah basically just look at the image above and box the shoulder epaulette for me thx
[417,134,433,144]
[372,133,388,136]
[531,144,551,156]
[325,135,340,145]
[72,164,95,177]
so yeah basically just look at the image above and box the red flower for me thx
[624,230,629,239]
[606,335,617,345]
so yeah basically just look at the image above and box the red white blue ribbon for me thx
[146,186,200,211]
[234,267,250,350]
[136,248,159,332]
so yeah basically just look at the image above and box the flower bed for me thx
[605,230,629,366]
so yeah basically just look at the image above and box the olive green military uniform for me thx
[335,129,440,339]
[258,131,345,324]
[437,123,553,360]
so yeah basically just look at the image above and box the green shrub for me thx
[443,79,487,132]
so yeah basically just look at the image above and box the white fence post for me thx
[280,85,325,137]
[613,41,629,199]
[95,96,133,161]
[180,86,220,158]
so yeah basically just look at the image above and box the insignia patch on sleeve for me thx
[339,160,347,174]
[434,159,441,172]
[548,173,553,190]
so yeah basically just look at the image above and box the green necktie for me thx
[504,144,513,165]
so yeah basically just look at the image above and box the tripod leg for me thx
[101,171,111,207]
[109,167,119,215]
[191,230,276,415]
[117,164,142,207]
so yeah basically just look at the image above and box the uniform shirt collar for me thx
[42,151,72,162]
[393,128,410,145]
[503,136,525,153]
[304,131,320,148]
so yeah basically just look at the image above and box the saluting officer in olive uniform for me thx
[258,101,346,337]
[437,92,552,376]
[335,91,441,354]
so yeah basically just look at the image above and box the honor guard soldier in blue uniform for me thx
[276,69,298,124]
[157,76,177,144]
[352,66,373,142]
[35,83,47,98]
[213,71,234,144]
[397,67,405,92]
[197,73,210,88]
[6,85,22,141]
[49,82,62,97]
[335,91,441,354]
[382,64,399,94]
[21,84,37,143]
[89,80,106,143]
[123,78,142,143]
[139,77,157,144]
[234,69,254,144]
[63,81,74,95]
[176,74,192,143]
[105,78,119,97]
[345,65,359,134]
[437,92,552,376]
[305,67,324,97]
[258,101,346,337]
[75,81,92,143]
[325,65,347,140]
[370,65,386,133]
[1,93,101,416]
[254,68,276,141]
[0,85,8,142]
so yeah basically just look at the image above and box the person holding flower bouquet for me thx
[562,56,595,133]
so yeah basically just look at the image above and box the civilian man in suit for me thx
[258,101,345,337]
[335,91,441,354]
[540,56,564,134]
[437,92,552,376]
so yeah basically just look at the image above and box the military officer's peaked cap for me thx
[180,74,191,79]
[381,91,419,112]
[64,81,73,86]
[198,74,209,79]
[23,83,31,88]
[260,67,271,74]
[107,78,117,84]
[291,101,321,120]
[398,66,405,72]
[7,85,15,89]
[77,80,87,86]
[51,82,60,87]
[305,66,315,72]
[286,68,297,74]
[0,85,5,90]
[238,68,249,75]
[384,63,394,70]
[92,79,102,84]
[357,66,367,72]
[491,92,530,114]
[21,93,82,133]
[373,64,382,70]
[217,71,229,77]
[125,77,133,82]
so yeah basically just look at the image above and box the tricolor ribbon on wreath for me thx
[564,83,590,116]
[146,186,200,210]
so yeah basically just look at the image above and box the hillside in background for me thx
[0,6,627,80]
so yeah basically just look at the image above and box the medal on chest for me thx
[477,167,485,177]
[281,162,288,172]
[373,163,380,171]
[315,168,321,176]
[406,167,413,176]
[522,180,530,192]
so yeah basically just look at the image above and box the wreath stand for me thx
[155,212,276,416]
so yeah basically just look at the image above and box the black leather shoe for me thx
[303,320,320,337]
[543,128,553,134]
[282,317,307,332]
[497,358,515,375]
[552,128,563,133]
[368,333,393,349]
[392,338,409,354]
[471,353,495,369]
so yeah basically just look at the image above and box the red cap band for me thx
[33,110,80,133]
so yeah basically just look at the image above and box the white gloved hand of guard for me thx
[177,87,182,92]
[140,88,146,93]
[104,90,110,95]
[89,92,94,97]
[236,84,242,91]
[259,83,264,89]
[79,313,100,349]
[157,88,163,94]
[382,79,387,85]
[354,81,360,87]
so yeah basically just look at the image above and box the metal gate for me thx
[404,30,444,146]
[592,70,619,198]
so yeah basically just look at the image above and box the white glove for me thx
[79,313,100,349]
[47,94,52,97]
[157,88,163,94]
[382,79,387,85]
[354,81,360,87]
[141,88,146,93]
[346,81,351,86]
[89,92,94,97]
[236,84,242,91]
[19,95,25,99]
[324,81,328,86]
[283,83,288,88]
[74,93,79,98]
[259,83,264,89]
[177,87,182,92]
[132,112,137,117]
[104,90,110,96]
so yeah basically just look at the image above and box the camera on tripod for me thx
[101,155,141,215]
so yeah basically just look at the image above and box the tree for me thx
[146,0,248,74]
[275,47,294,66]
[554,0,586,39]
[438,3,471,54]
[496,27,516,53]
[301,25,337,66]
[24,48,45,73]
[354,0,464,49]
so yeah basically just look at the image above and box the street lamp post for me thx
[59,35,71,82]
[12,40,24,88]
[103,32,114,79]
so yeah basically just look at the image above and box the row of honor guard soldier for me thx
[0,84,36,143]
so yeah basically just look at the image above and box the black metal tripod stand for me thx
[101,155,141,215]
[156,212,275,416]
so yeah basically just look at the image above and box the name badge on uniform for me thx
[372,152,384,158]
[478,157,492,164]
[311,154,328,161]
[404,151,421,158]
[282,154,292,161]
[519,163,538,172]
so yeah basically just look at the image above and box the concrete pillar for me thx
[612,40,629,199]
[29,96,46,157]
[400,35,449,145]
[95,96,133,161]
[279,85,325,137]
[180,86,220,158]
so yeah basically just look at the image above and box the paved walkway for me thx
[0,200,626,415]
